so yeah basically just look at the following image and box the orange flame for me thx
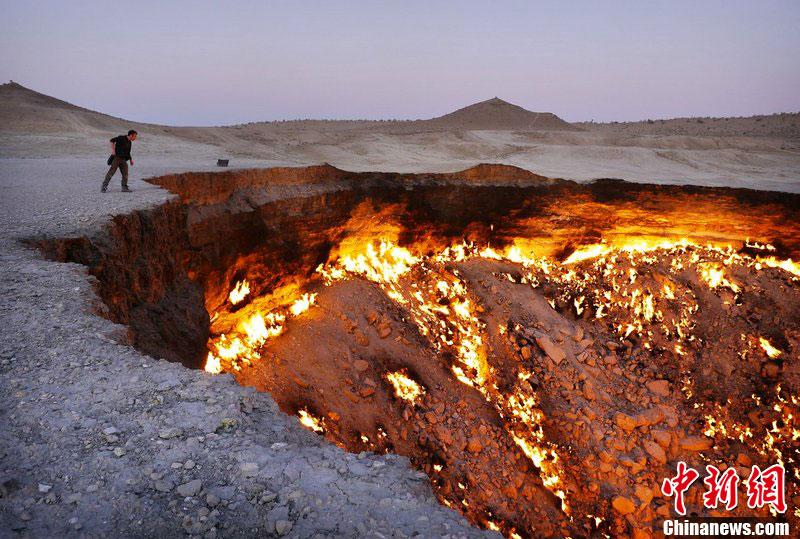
[229,279,250,305]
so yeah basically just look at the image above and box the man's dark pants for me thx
[102,157,129,190]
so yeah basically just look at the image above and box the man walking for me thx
[101,129,137,193]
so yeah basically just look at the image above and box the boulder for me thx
[679,435,713,451]
[536,336,566,364]
[643,440,667,465]
[646,380,670,397]
[612,496,636,515]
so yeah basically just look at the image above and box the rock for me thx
[646,380,670,397]
[635,484,653,505]
[656,504,671,517]
[572,326,584,342]
[353,360,369,372]
[466,437,482,454]
[366,310,379,325]
[632,528,651,539]
[38,483,52,493]
[736,453,752,467]
[113,447,127,457]
[520,346,532,360]
[679,436,713,451]
[615,412,640,431]
[652,430,671,448]
[355,330,369,347]
[240,463,259,477]
[612,496,636,515]
[275,520,293,536]
[206,493,220,507]
[217,417,238,431]
[154,480,174,492]
[360,387,375,397]
[156,379,180,391]
[0,478,20,498]
[159,427,182,439]
[378,324,392,338]
[643,440,667,465]
[177,479,202,497]
[535,336,566,364]
[103,426,120,436]
[762,361,780,379]
[502,484,518,499]
[639,407,665,426]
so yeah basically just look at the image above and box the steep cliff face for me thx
[36,164,800,371]
[35,202,210,367]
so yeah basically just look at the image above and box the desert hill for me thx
[425,97,577,131]
[0,82,577,134]
[1,81,798,193]
[577,114,800,139]
[3,81,798,140]
[0,81,136,134]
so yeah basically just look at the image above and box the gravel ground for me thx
[0,156,497,539]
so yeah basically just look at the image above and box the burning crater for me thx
[39,165,800,538]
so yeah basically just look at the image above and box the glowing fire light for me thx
[298,409,323,432]
[699,262,740,292]
[229,279,250,305]
[204,352,221,374]
[386,370,425,403]
[206,230,800,533]
[290,293,317,316]
[758,256,800,277]
[563,244,610,265]
[759,337,781,358]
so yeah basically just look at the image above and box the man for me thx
[101,129,137,193]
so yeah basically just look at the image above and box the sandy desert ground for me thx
[2,82,799,192]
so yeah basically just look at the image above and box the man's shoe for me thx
[101,186,107,193]
[121,187,132,193]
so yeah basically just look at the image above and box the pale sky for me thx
[1,0,799,125]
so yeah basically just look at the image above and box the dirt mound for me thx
[426,97,578,131]
[438,163,554,184]
[0,81,132,134]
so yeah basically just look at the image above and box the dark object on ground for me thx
[121,187,132,193]
[107,155,114,165]
[101,186,106,193]
[217,159,229,167]
[0,477,20,498]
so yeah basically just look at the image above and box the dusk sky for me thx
[2,0,799,126]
